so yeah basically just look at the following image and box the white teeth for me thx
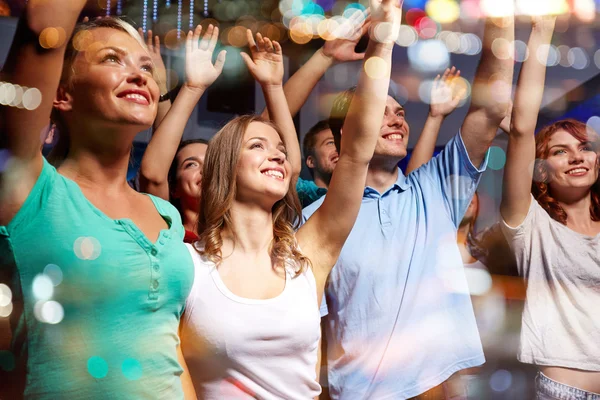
[385,134,403,140]
[567,168,587,175]
[263,170,283,179]
[124,93,146,102]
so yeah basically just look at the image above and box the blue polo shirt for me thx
[302,132,486,399]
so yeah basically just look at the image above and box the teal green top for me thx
[0,159,194,399]
[296,177,327,208]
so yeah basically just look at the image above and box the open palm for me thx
[185,24,226,91]
[241,30,284,87]
[430,67,464,118]
[323,12,371,62]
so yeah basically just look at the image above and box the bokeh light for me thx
[0,303,12,318]
[490,369,513,392]
[0,284,11,307]
[88,356,109,379]
[464,267,493,296]
[426,0,460,24]
[567,47,589,70]
[487,146,507,170]
[39,27,67,49]
[22,88,43,111]
[32,274,54,301]
[364,56,388,80]
[408,40,449,73]
[43,264,63,287]
[40,301,64,324]
[122,358,143,381]
[74,237,102,261]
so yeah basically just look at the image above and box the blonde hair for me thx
[197,115,311,276]
[48,17,149,166]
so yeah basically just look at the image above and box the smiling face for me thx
[373,96,410,160]
[173,142,208,207]
[544,129,599,195]
[60,27,159,132]
[235,122,291,204]
[307,128,338,178]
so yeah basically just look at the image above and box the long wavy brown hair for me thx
[197,115,310,276]
[532,119,600,224]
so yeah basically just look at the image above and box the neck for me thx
[182,208,199,232]
[224,200,274,255]
[365,156,400,193]
[313,173,331,189]
[58,143,132,193]
[556,191,594,227]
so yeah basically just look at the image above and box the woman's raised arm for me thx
[500,16,556,228]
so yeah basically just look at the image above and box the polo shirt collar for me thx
[363,167,411,198]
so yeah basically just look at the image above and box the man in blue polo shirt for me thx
[303,15,515,399]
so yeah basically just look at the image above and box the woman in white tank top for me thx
[500,16,600,397]
[179,3,403,397]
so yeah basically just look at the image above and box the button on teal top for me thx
[0,159,194,399]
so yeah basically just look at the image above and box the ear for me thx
[306,155,315,169]
[53,84,73,112]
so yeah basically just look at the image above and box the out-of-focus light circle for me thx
[462,33,482,56]
[464,267,493,296]
[342,2,366,19]
[415,16,438,39]
[537,44,560,67]
[164,29,182,50]
[260,24,282,42]
[396,25,418,47]
[512,40,529,62]
[558,45,572,67]
[122,358,143,381]
[594,49,600,69]
[491,38,511,60]
[490,369,513,392]
[10,85,24,108]
[488,146,506,170]
[39,27,67,49]
[568,47,589,70]
[22,88,42,111]
[481,0,514,17]
[0,284,11,307]
[418,79,435,104]
[317,18,339,40]
[32,274,54,301]
[364,56,388,80]
[88,356,109,379]
[43,264,63,287]
[461,0,482,20]
[574,0,596,23]
[74,237,102,261]
[426,0,460,24]
[408,39,449,73]
[406,8,427,26]
[587,116,600,135]
[40,301,64,324]
[516,0,569,16]
[0,303,12,318]
[489,79,512,104]
[440,31,460,53]
[227,26,248,47]
[1,83,16,106]
[73,30,94,52]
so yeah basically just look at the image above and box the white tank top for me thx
[181,243,322,399]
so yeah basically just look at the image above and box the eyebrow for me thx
[548,142,590,151]
[247,136,285,147]
[179,156,201,166]
[97,46,153,64]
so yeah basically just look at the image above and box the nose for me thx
[569,151,584,164]
[269,149,286,164]
[126,67,148,87]
[387,113,404,128]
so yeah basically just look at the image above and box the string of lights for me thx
[190,0,195,29]
[106,0,111,16]
[142,0,148,33]
[153,0,158,22]
[177,0,183,39]
[116,0,122,15]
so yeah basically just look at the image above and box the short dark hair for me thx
[302,120,331,159]
[168,138,209,209]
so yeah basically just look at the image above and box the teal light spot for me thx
[122,358,143,381]
[87,356,108,379]
[488,146,506,170]
[0,351,15,372]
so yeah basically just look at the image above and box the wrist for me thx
[316,47,336,67]
[261,83,284,93]
[427,111,446,121]
[181,82,208,96]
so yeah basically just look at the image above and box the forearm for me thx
[140,84,203,186]
[342,41,394,162]
[261,49,333,119]
[511,21,555,136]
[262,84,302,175]
[406,114,444,173]
[1,0,85,160]
[153,99,172,130]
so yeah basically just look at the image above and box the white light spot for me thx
[512,40,529,62]
[567,47,589,70]
[32,274,54,301]
[462,33,482,56]
[408,40,449,73]
[40,301,64,324]
[0,284,12,307]
[396,25,418,47]
[464,267,493,296]
[43,264,63,286]
[22,88,42,111]
[0,303,13,318]
[490,369,513,392]
[1,83,16,106]
[418,80,435,104]
[595,49,600,69]
[74,237,102,260]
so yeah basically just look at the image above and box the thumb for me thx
[352,52,366,61]
[214,50,227,74]
[240,52,254,70]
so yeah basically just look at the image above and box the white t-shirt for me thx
[181,243,322,399]
[501,196,600,371]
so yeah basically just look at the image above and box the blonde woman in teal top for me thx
[0,2,198,398]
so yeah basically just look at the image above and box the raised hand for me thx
[185,24,227,91]
[241,30,284,88]
[138,28,169,92]
[322,12,371,62]
[370,0,403,43]
[429,67,465,118]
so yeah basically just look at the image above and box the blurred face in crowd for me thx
[374,96,410,160]
[544,130,599,197]
[236,122,291,206]
[173,142,208,207]
[306,128,338,178]
[57,27,159,135]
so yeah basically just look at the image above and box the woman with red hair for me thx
[500,16,600,398]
